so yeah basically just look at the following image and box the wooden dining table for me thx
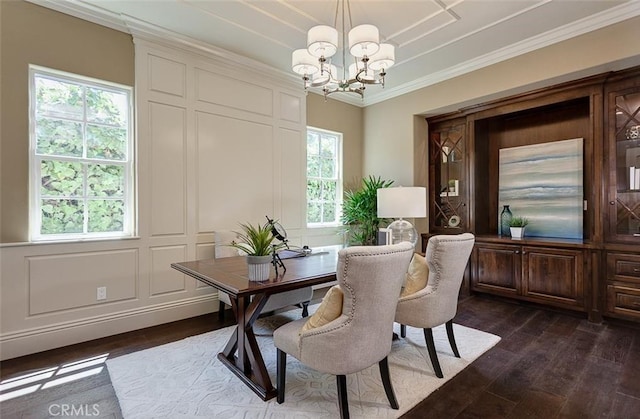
[170,246,340,401]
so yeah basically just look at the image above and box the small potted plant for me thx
[228,221,287,281]
[509,216,529,239]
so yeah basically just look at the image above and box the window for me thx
[29,66,134,241]
[306,127,342,226]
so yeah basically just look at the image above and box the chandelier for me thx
[291,0,395,99]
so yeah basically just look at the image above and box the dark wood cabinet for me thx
[425,66,640,323]
[472,238,584,310]
[428,118,468,234]
[602,72,640,321]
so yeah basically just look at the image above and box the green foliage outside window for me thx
[307,129,340,225]
[33,70,131,238]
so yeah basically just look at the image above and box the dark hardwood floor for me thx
[1,294,639,418]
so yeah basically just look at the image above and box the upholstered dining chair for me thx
[395,233,475,378]
[213,230,313,321]
[273,242,414,419]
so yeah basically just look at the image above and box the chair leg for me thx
[277,349,287,404]
[400,324,407,338]
[445,320,460,358]
[301,301,310,318]
[218,301,225,321]
[336,374,350,419]
[423,328,443,378]
[378,357,399,410]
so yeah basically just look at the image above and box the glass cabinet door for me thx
[429,119,466,232]
[608,88,640,241]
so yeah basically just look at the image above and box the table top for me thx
[171,245,341,298]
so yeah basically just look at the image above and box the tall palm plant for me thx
[341,175,394,245]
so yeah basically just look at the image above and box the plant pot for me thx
[246,255,272,281]
[510,227,525,239]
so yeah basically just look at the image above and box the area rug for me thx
[107,309,500,418]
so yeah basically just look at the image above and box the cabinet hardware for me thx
[515,250,520,254]
[610,201,615,205]
[633,268,640,273]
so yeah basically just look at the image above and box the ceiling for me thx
[30,0,640,106]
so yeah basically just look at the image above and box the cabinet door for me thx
[606,252,640,320]
[605,86,640,243]
[472,243,520,295]
[522,247,584,307]
[429,118,467,233]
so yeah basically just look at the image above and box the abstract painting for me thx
[499,138,584,239]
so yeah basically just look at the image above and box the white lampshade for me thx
[349,62,374,81]
[348,24,380,58]
[369,43,395,70]
[307,25,338,58]
[292,49,319,75]
[377,186,426,246]
[377,187,427,218]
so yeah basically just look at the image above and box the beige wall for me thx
[363,16,640,191]
[306,92,363,189]
[0,0,135,243]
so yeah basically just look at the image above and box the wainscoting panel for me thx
[195,243,214,289]
[195,111,274,233]
[148,54,186,98]
[279,126,304,230]
[150,245,187,296]
[280,92,302,124]
[195,67,273,117]
[149,102,187,237]
[28,249,138,315]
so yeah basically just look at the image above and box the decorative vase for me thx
[500,205,513,237]
[510,226,525,239]
[246,255,272,281]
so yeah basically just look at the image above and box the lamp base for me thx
[387,219,418,246]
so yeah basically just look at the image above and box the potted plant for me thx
[228,221,287,281]
[509,216,529,239]
[341,175,394,245]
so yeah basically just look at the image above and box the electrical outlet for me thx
[97,286,107,301]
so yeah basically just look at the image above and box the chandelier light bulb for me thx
[292,49,320,75]
[348,24,380,58]
[307,25,338,58]
[369,43,395,71]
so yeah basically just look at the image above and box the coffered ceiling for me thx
[28,0,640,106]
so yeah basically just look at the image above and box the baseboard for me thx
[0,295,219,361]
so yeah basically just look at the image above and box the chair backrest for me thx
[424,233,475,321]
[330,242,414,372]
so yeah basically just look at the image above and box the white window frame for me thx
[28,65,136,241]
[306,126,343,228]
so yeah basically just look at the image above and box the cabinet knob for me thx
[522,251,526,255]
[515,250,520,254]
[610,201,615,205]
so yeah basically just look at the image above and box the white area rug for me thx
[107,309,500,418]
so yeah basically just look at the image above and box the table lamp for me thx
[377,186,427,246]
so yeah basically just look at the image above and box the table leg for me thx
[218,293,277,400]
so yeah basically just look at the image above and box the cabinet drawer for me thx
[607,285,640,320]
[607,253,640,283]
